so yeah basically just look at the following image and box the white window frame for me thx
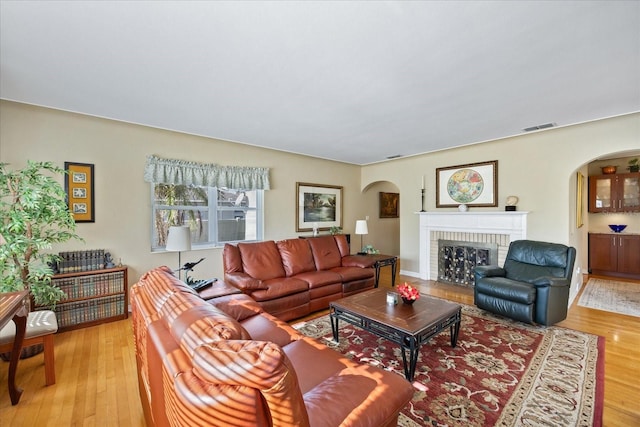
[151,184,263,251]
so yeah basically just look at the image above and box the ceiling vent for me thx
[523,122,557,132]
[386,154,403,159]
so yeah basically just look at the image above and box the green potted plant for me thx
[0,161,82,308]
[628,158,639,173]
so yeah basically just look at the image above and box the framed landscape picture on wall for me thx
[296,182,343,232]
[436,160,498,208]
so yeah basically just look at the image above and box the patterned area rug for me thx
[578,278,640,317]
[293,304,604,427]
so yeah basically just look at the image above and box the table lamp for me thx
[166,225,191,279]
[355,220,368,253]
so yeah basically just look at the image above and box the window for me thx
[152,183,263,250]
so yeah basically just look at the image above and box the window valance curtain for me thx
[144,155,270,190]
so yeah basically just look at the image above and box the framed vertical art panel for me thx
[379,192,399,218]
[296,182,343,232]
[576,172,585,228]
[65,162,95,222]
[436,160,498,208]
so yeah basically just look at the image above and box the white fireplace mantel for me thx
[417,211,528,280]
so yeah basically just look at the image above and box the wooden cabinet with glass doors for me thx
[588,172,640,213]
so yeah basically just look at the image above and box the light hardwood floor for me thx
[1,271,639,426]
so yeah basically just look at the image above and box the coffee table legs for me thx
[330,312,339,342]
[401,338,419,382]
[402,312,461,382]
[329,306,462,383]
[450,311,461,347]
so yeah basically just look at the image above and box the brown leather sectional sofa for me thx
[131,266,414,427]
[223,235,376,321]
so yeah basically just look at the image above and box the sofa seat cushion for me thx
[249,277,309,302]
[476,277,536,304]
[285,337,415,427]
[283,338,357,394]
[292,270,342,289]
[277,239,317,276]
[238,241,286,280]
[241,312,304,348]
[329,266,375,282]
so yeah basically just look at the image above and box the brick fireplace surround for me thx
[418,211,529,282]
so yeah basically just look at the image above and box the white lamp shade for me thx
[355,220,368,235]
[166,226,192,252]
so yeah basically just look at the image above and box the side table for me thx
[347,254,398,287]
[370,255,398,287]
[196,280,242,301]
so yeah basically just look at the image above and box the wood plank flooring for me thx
[1,271,638,426]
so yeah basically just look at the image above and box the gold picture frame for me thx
[296,182,343,232]
[65,162,95,223]
[576,172,584,228]
[436,160,498,208]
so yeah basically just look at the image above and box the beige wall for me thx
[362,112,640,293]
[0,101,364,283]
[2,100,638,293]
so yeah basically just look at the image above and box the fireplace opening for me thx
[438,240,498,287]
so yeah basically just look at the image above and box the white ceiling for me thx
[1,1,639,165]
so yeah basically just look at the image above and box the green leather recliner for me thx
[474,240,576,326]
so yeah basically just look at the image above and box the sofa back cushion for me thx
[307,236,342,270]
[277,239,317,276]
[238,241,286,280]
[191,340,310,427]
[222,243,244,273]
[334,234,351,257]
[504,240,574,283]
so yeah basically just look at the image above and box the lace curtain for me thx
[143,155,270,190]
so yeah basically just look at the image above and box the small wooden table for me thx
[330,288,461,382]
[350,254,398,287]
[0,290,29,405]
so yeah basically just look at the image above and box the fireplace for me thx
[438,240,498,286]
[418,212,528,281]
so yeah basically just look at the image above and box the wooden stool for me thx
[0,310,58,386]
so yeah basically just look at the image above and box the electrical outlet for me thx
[365,215,369,220]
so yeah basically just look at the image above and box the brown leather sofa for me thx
[223,235,376,321]
[131,266,414,427]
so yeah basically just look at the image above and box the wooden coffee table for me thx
[329,288,461,382]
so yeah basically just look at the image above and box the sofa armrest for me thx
[192,340,310,427]
[208,294,264,321]
[224,272,268,291]
[474,265,506,279]
[341,254,376,268]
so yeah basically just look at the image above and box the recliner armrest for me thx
[474,265,506,279]
[531,276,569,287]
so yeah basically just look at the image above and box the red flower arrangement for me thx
[397,282,420,301]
